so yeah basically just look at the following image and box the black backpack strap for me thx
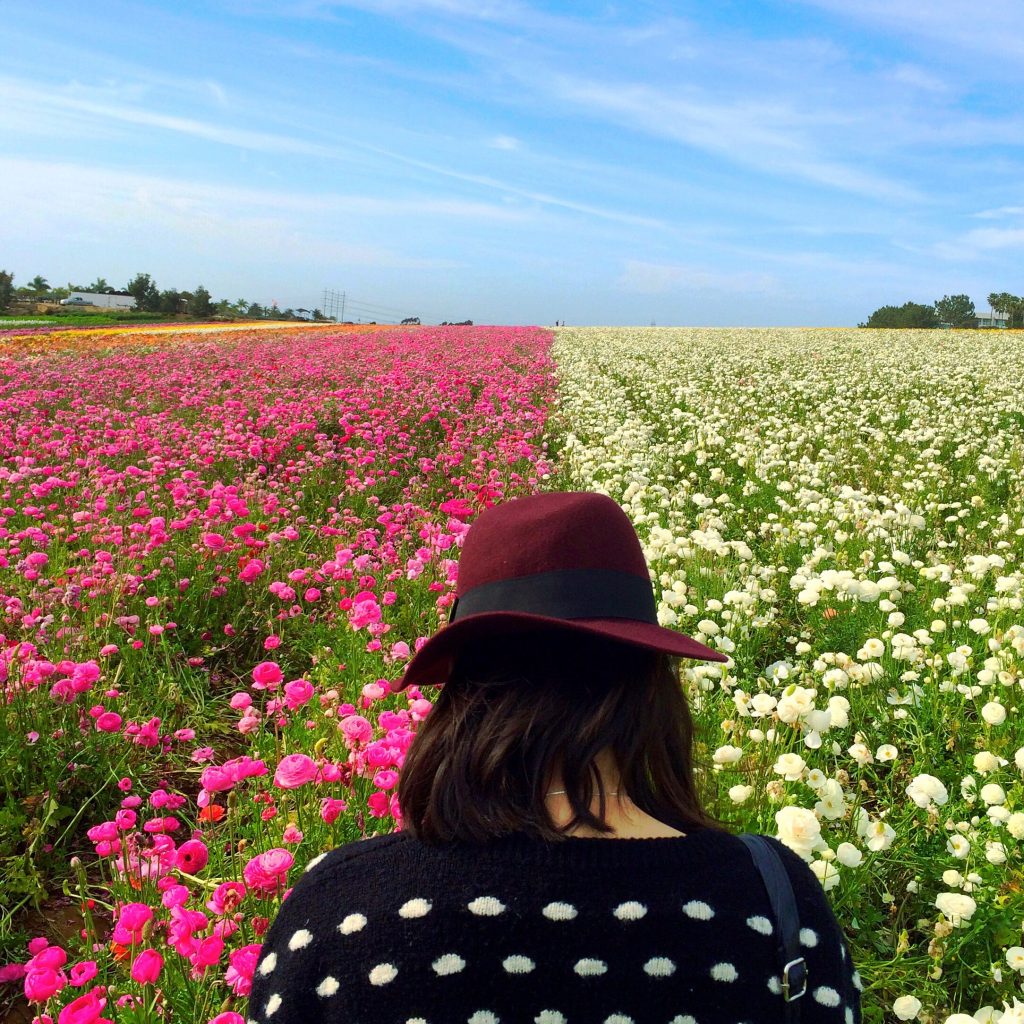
[737,833,807,1023]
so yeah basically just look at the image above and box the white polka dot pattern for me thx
[432,953,466,976]
[316,976,339,998]
[303,852,327,873]
[257,952,276,977]
[406,1019,428,1024]
[669,1016,698,1024]
[746,915,773,935]
[767,975,782,994]
[799,928,819,947]
[287,929,313,951]
[338,913,366,935]
[264,993,282,1017]
[852,970,863,991]
[467,896,505,915]
[468,1013,499,1024]
[574,958,608,976]
[845,1007,855,1024]
[502,955,535,974]
[710,962,738,982]
[604,1015,634,1023]
[683,900,715,920]
[612,901,647,920]
[534,1013,566,1024]
[542,901,577,921]
[369,963,398,985]
[399,898,432,918]
[813,986,841,1007]
[643,957,675,977]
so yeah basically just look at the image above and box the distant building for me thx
[67,292,137,309]
[976,309,1008,329]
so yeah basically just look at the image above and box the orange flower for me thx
[199,804,225,823]
[110,941,132,963]
[822,608,839,619]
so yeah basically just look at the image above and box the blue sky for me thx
[3,0,1023,325]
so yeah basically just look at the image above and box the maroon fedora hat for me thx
[395,491,728,690]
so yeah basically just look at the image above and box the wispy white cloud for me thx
[617,260,780,296]
[0,75,658,229]
[792,0,1024,63]
[489,134,521,151]
[974,206,1024,219]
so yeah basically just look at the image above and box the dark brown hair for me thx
[396,630,733,843]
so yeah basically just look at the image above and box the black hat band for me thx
[448,568,658,625]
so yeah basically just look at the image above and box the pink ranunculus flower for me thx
[339,714,373,744]
[251,662,283,690]
[57,988,111,1024]
[24,967,65,1003]
[223,944,261,997]
[202,533,226,550]
[238,559,265,583]
[321,798,347,824]
[283,679,314,710]
[209,1014,246,1024]
[373,769,399,790]
[111,903,153,944]
[95,712,122,733]
[206,881,246,916]
[130,949,163,985]
[273,753,318,789]
[68,961,97,987]
[176,840,209,874]
[242,849,293,895]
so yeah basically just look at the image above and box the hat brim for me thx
[394,612,729,691]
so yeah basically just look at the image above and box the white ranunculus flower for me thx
[985,841,1007,865]
[1007,812,1024,840]
[774,753,807,780]
[861,637,885,658]
[946,834,971,859]
[713,745,744,764]
[1006,947,1024,976]
[728,784,753,804]
[836,842,863,868]
[934,892,977,927]
[973,751,1000,774]
[942,869,964,886]
[980,783,1006,806]
[999,996,1024,1024]
[1016,746,1024,774]
[848,742,873,766]
[827,696,850,727]
[805,768,827,790]
[876,744,899,762]
[750,692,778,716]
[814,779,848,821]
[906,774,949,809]
[810,858,841,891]
[981,702,1007,726]
[775,806,823,861]
[968,617,990,634]
[892,995,922,1020]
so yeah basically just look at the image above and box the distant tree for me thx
[27,275,49,295]
[158,289,183,315]
[860,302,938,328]
[246,302,265,318]
[188,285,213,317]
[0,270,13,311]
[990,291,1024,328]
[934,294,976,328]
[126,273,160,312]
[311,308,326,321]
[88,277,112,293]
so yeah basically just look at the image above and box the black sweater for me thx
[247,827,862,1024]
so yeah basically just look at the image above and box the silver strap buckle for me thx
[782,956,808,1002]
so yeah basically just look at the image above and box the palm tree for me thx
[88,277,111,294]
[28,275,49,294]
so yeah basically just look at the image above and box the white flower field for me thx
[551,327,1024,1022]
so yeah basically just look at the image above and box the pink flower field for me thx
[0,324,555,1022]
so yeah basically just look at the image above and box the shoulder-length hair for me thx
[396,630,733,843]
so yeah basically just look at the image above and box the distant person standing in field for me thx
[249,492,862,1024]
